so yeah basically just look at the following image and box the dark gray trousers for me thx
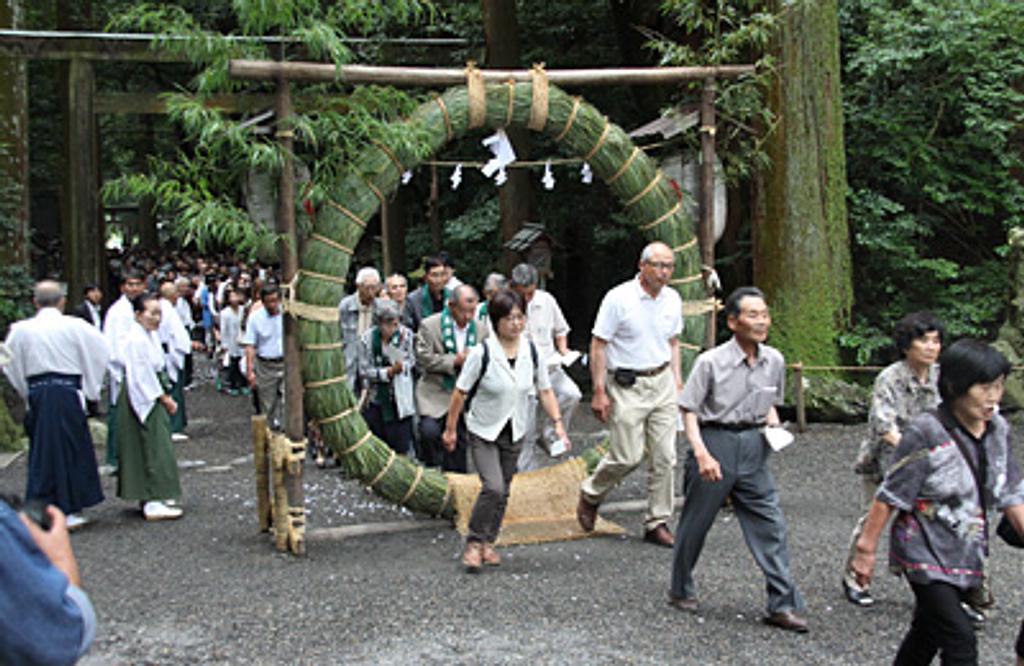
[670,427,803,614]
[467,422,521,543]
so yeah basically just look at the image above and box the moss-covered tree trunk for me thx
[755,0,851,365]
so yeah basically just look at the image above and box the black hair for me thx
[423,255,445,273]
[724,286,766,318]
[488,288,525,329]
[130,292,159,314]
[437,250,455,269]
[893,311,944,354]
[83,283,100,295]
[937,339,1011,403]
[260,284,280,301]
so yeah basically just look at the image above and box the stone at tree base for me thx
[797,374,869,424]
[994,227,1024,411]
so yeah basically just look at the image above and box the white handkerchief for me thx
[763,426,794,452]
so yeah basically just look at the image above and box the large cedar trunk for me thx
[755,0,851,365]
[482,0,534,272]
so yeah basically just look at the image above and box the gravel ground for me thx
[2,360,1023,665]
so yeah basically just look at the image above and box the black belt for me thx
[615,362,669,378]
[701,421,760,432]
[257,356,284,362]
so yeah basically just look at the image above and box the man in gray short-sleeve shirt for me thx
[669,286,807,633]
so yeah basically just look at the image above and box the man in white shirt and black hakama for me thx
[3,281,110,529]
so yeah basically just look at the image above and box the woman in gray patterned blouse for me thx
[852,340,1024,665]
[843,312,943,607]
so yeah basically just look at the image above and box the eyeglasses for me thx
[644,261,675,271]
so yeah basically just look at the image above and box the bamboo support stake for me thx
[793,362,807,433]
[275,73,307,556]
[270,434,289,551]
[229,60,756,86]
[700,76,717,350]
[251,415,271,532]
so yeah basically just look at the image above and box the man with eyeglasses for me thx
[576,242,683,548]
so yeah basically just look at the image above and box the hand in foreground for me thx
[19,506,81,587]
[696,451,723,482]
[248,371,257,389]
[591,391,611,423]
[554,424,572,452]
[851,544,876,589]
[441,428,457,452]
[162,396,178,416]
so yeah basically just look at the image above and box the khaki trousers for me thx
[580,368,677,530]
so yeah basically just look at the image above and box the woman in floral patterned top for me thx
[843,312,943,607]
[853,340,1024,665]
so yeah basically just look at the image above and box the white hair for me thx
[640,241,672,263]
[355,266,381,286]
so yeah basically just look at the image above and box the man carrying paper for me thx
[510,263,581,472]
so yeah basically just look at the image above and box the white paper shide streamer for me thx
[542,159,555,190]
[580,162,593,185]
[450,163,463,190]
[481,129,517,186]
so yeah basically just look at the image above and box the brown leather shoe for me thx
[577,494,598,532]
[480,542,501,566]
[763,610,809,633]
[643,524,674,548]
[668,595,699,613]
[462,541,482,573]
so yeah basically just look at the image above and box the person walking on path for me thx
[357,299,417,456]
[842,312,943,608]
[576,242,683,548]
[511,263,581,472]
[415,285,489,471]
[407,255,450,332]
[243,284,285,430]
[3,281,110,529]
[852,340,1024,664]
[101,271,144,473]
[114,293,183,521]
[158,280,193,442]
[339,266,383,394]
[442,289,569,572]
[670,286,808,633]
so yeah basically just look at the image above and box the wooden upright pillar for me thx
[275,75,306,556]
[63,58,104,303]
[0,0,29,269]
[699,76,717,348]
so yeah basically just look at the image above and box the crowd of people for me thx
[2,240,1024,664]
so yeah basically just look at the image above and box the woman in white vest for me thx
[442,289,570,572]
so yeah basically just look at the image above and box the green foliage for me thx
[840,0,1024,363]
[101,1,435,256]
[0,142,32,338]
[650,0,779,183]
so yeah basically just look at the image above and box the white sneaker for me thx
[98,464,117,476]
[143,501,183,521]
[66,514,89,530]
[171,433,190,443]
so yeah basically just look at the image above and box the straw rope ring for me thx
[297,81,705,520]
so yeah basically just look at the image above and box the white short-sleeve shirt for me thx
[591,276,683,370]
[241,307,283,359]
[456,336,551,442]
[525,289,570,361]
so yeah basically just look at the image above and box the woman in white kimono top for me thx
[114,293,183,521]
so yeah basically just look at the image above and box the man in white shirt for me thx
[577,242,684,548]
[243,285,285,430]
[510,263,581,471]
[3,281,110,527]
[158,280,193,442]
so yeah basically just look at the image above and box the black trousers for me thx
[418,415,467,473]
[895,580,976,666]
[1016,618,1023,659]
[362,402,414,456]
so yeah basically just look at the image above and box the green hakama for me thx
[115,375,181,503]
